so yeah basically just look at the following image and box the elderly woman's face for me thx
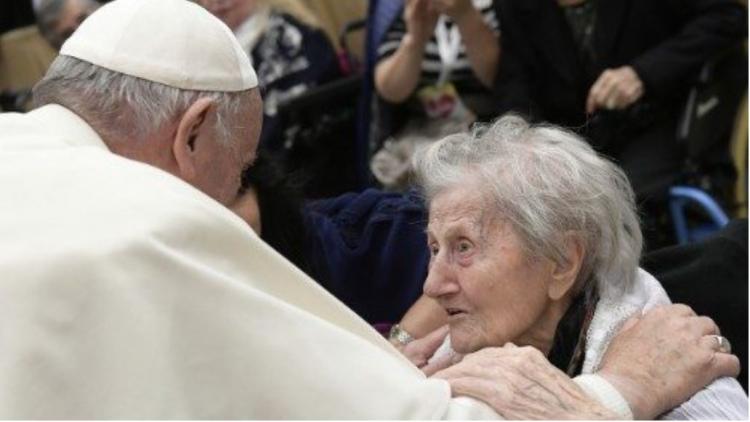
[423,187,556,354]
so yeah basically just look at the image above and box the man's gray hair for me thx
[33,55,248,146]
[414,114,642,295]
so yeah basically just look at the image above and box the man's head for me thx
[35,0,100,50]
[33,0,263,206]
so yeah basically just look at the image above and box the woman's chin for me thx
[449,330,484,354]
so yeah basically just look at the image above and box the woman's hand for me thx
[404,0,440,46]
[396,294,448,340]
[396,325,463,376]
[433,345,616,419]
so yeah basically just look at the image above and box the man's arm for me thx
[597,304,740,419]
[587,0,746,113]
[431,0,500,88]
[433,304,740,419]
[375,0,438,103]
[629,0,746,100]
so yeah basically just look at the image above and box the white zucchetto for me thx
[60,0,258,92]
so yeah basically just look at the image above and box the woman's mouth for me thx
[446,308,466,317]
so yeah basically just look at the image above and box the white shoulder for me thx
[661,377,749,420]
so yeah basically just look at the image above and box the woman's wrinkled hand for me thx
[395,325,462,376]
[433,344,616,419]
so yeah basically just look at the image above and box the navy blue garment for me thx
[304,189,430,324]
[251,11,342,150]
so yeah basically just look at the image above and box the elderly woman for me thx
[411,114,747,418]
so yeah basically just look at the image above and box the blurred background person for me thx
[370,0,500,190]
[197,0,342,150]
[492,0,747,248]
[0,0,99,112]
[0,2,35,36]
[35,0,100,50]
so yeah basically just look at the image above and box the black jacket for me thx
[493,0,746,131]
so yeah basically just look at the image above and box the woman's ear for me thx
[548,233,585,301]
[172,97,215,182]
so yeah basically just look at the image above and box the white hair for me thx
[414,114,642,296]
[33,55,249,146]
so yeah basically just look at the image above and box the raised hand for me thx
[404,0,440,46]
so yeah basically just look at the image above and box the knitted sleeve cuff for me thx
[574,374,634,420]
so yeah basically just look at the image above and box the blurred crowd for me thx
[0,0,748,416]
[1,0,747,240]
[1,0,748,369]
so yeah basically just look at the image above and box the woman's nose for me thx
[423,257,459,298]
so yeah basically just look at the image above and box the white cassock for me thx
[0,104,501,419]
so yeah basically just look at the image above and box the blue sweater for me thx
[304,189,430,324]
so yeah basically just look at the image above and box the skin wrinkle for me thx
[426,186,568,355]
[517,366,571,411]
[449,368,609,419]
[518,378,567,413]
[433,346,616,419]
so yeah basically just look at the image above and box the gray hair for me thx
[33,55,249,146]
[414,114,642,296]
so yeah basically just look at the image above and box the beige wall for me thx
[0,25,56,92]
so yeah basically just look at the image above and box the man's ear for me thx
[548,233,585,301]
[172,97,215,181]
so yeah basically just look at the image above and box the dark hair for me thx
[240,151,313,277]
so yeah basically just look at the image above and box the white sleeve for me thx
[661,377,748,420]
[574,374,634,419]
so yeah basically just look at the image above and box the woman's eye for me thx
[457,241,472,254]
[429,244,440,256]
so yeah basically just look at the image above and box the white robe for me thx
[0,105,498,419]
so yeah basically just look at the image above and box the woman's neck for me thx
[515,296,574,356]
